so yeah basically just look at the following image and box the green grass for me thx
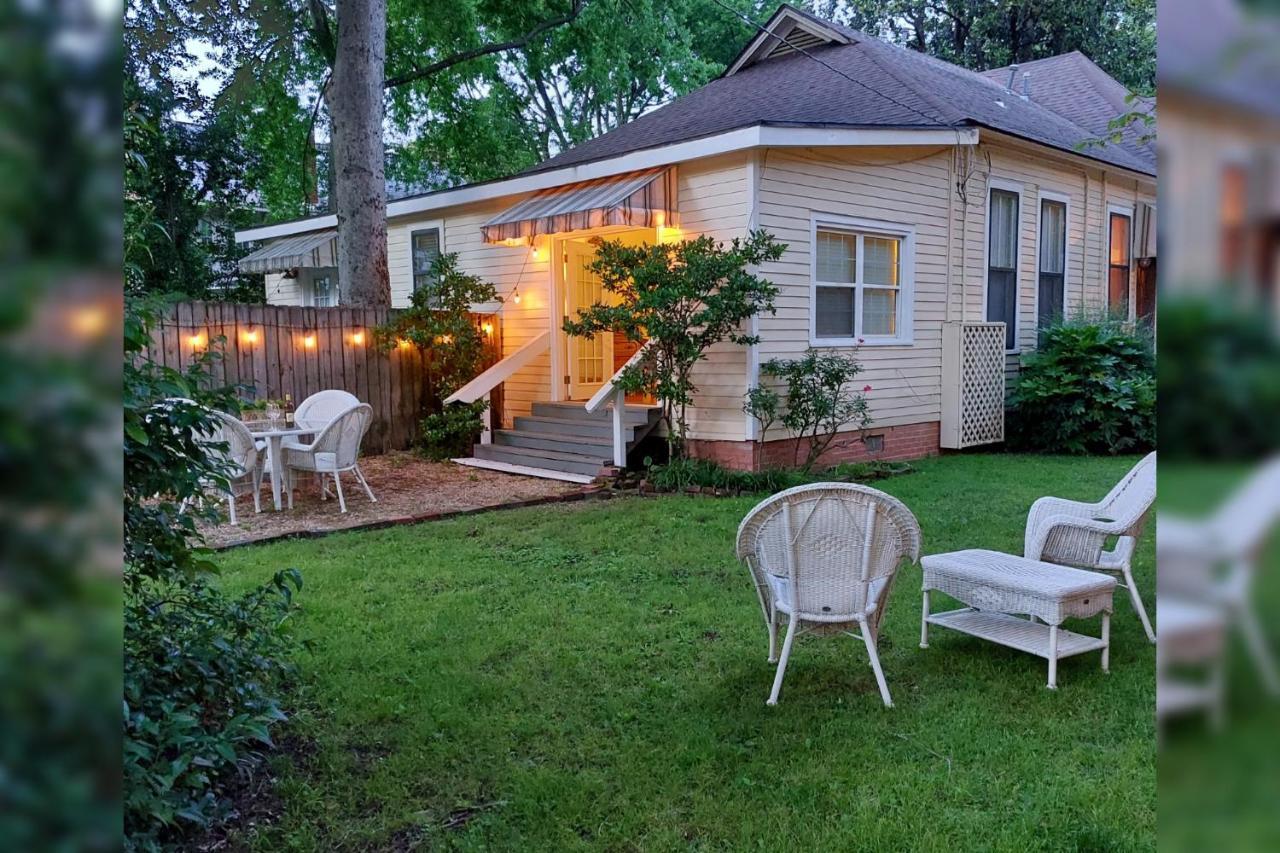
[216,454,1155,851]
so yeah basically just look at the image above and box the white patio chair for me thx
[204,410,266,524]
[290,389,359,435]
[1024,452,1157,643]
[1158,455,1280,696]
[283,403,376,513]
[735,483,922,707]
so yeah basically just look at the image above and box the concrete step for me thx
[473,442,608,477]
[451,456,595,484]
[531,400,659,425]
[494,429,612,456]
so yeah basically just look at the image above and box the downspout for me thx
[1082,169,1090,316]
[744,149,764,463]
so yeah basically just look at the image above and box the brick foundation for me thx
[686,421,941,472]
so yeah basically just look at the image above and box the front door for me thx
[564,241,613,399]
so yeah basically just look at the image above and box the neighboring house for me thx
[235,4,1156,479]
[1159,0,1280,314]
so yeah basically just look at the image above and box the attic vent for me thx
[766,26,828,58]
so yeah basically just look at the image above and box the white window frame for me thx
[409,219,445,295]
[1034,188,1072,327]
[808,213,916,347]
[1106,201,1135,321]
[983,177,1025,353]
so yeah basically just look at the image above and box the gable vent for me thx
[766,26,829,58]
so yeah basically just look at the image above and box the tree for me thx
[563,231,784,458]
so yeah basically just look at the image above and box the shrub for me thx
[1157,296,1280,459]
[745,349,872,471]
[643,456,909,494]
[419,399,488,461]
[1007,316,1155,454]
[124,300,302,848]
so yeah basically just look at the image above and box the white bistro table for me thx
[244,422,313,511]
[920,549,1117,689]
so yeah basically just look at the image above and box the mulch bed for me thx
[200,451,591,549]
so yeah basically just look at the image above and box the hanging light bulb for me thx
[511,284,521,305]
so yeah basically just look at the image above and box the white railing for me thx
[585,341,651,467]
[444,330,550,445]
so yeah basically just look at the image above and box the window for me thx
[412,227,442,297]
[1108,210,1132,315]
[1037,197,1067,327]
[1220,163,1247,279]
[987,186,1020,350]
[312,273,335,307]
[811,218,912,345]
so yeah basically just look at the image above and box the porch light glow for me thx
[511,284,522,305]
[68,305,108,339]
[481,322,494,335]
[241,328,259,345]
[397,338,412,349]
[302,331,316,349]
[187,332,206,351]
[351,330,365,346]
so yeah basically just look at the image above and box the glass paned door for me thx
[564,242,613,399]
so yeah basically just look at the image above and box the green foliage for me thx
[124,300,302,848]
[564,231,784,457]
[419,400,490,461]
[1008,315,1155,454]
[643,454,909,494]
[747,349,873,472]
[1157,297,1280,459]
[378,252,501,422]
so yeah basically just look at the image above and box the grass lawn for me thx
[216,454,1155,851]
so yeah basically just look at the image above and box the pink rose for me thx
[863,384,872,393]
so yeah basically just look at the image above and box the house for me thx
[235,4,1156,480]
[1159,0,1280,314]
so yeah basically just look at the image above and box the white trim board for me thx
[236,125,979,244]
[450,456,595,484]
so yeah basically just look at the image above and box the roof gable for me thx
[723,4,852,76]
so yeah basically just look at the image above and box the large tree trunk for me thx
[331,0,389,307]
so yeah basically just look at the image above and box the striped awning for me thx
[239,230,337,274]
[481,167,677,244]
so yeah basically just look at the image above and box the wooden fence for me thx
[146,301,502,454]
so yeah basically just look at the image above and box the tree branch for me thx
[384,0,586,90]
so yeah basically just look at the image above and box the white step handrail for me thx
[584,339,651,413]
[584,340,652,468]
[444,330,550,405]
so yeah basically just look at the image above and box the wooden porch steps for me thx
[461,400,662,481]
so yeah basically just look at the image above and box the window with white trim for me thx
[1037,197,1066,327]
[811,220,912,344]
[986,186,1020,350]
[411,227,442,300]
[311,272,335,307]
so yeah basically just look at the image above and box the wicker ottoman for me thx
[920,549,1117,689]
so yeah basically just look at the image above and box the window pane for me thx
[1109,266,1130,312]
[863,287,897,336]
[816,230,856,283]
[313,275,333,307]
[815,286,855,337]
[1039,200,1065,274]
[1109,214,1131,265]
[987,268,1017,349]
[863,236,900,286]
[1038,272,1064,327]
[989,189,1019,269]
[412,228,441,291]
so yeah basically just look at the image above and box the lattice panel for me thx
[941,321,1005,449]
[959,323,1005,446]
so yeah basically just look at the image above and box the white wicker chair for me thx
[736,483,923,707]
[289,390,359,436]
[1024,452,1157,643]
[1158,455,1280,696]
[283,403,376,513]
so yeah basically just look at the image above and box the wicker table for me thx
[920,549,1117,689]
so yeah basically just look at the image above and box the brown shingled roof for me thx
[521,4,1154,178]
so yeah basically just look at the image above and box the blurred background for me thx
[0,0,122,849]
[1157,0,1280,849]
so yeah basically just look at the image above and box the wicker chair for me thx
[289,390,359,437]
[736,483,923,707]
[1158,455,1280,696]
[283,403,376,513]
[1024,452,1157,643]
